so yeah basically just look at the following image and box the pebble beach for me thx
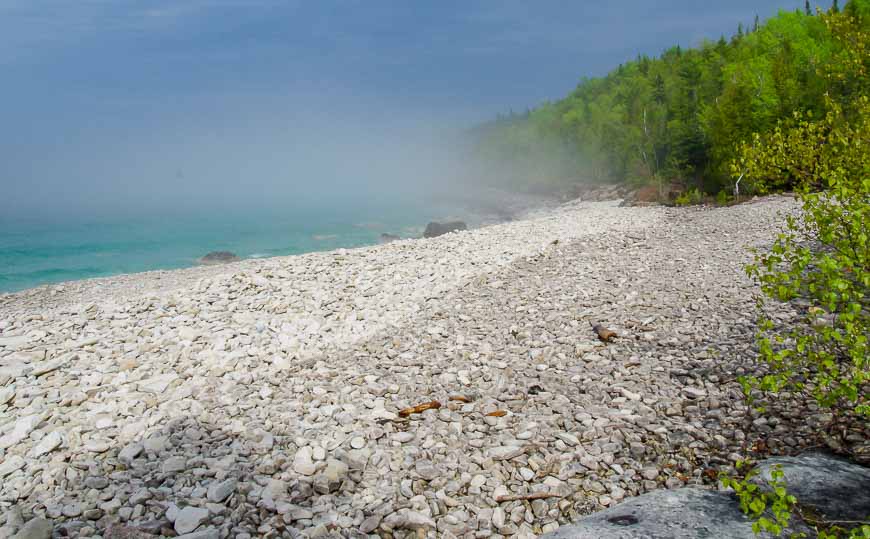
[1,195,826,539]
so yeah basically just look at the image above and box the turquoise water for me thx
[0,199,466,293]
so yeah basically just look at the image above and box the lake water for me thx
[0,192,547,293]
[0,198,468,293]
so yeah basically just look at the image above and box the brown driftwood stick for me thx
[495,492,563,502]
[398,401,442,417]
[591,322,617,342]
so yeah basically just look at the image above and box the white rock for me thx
[30,431,62,457]
[0,414,41,449]
[0,386,15,405]
[30,357,69,376]
[138,373,178,394]
[118,442,143,464]
[174,506,209,535]
[207,479,236,503]
[0,335,29,349]
[0,455,25,478]
[293,446,317,475]
[9,517,52,539]
[682,387,707,399]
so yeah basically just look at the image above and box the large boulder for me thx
[544,452,870,538]
[541,488,810,539]
[198,251,240,265]
[423,221,467,238]
[754,453,870,523]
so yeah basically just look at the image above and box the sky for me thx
[0,0,819,218]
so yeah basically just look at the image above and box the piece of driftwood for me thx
[449,395,472,403]
[591,322,617,342]
[495,492,563,502]
[485,410,508,417]
[398,401,442,417]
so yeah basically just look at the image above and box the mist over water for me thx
[0,0,805,292]
[2,92,477,219]
[0,96,551,293]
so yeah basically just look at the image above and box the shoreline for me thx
[0,189,566,300]
[0,196,601,314]
[0,191,566,309]
[1,195,824,538]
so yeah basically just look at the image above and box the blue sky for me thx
[1,0,817,216]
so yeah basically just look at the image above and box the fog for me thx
[1,92,487,222]
[0,0,811,224]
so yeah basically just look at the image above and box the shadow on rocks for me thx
[4,415,367,539]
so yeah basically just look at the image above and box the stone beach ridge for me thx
[1,196,829,538]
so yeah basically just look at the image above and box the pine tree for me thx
[832,0,839,13]
[737,22,744,37]
[753,14,760,31]
[805,0,812,15]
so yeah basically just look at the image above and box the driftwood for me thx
[449,395,472,403]
[485,410,508,417]
[591,321,617,342]
[398,401,442,417]
[495,492,563,502]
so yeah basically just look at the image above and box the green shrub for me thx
[740,96,868,417]
[675,188,705,206]
[726,8,869,538]
[716,190,731,205]
[720,463,801,537]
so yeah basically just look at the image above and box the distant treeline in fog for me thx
[471,0,869,196]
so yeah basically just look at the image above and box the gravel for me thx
[0,195,834,538]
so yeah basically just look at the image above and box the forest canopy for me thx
[471,0,870,197]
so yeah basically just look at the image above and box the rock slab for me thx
[540,488,808,539]
[755,453,870,523]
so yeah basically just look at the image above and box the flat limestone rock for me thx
[0,335,30,349]
[540,488,808,539]
[137,373,178,394]
[11,517,52,539]
[756,453,870,523]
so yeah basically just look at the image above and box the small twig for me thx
[495,492,563,503]
[795,506,869,527]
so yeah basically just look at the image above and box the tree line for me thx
[471,0,869,199]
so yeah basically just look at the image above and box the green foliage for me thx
[716,189,731,205]
[723,462,870,538]
[725,9,868,539]
[473,0,870,196]
[720,463,801,537]
[739,7,869,418]
[674,188,704,206]
[819,525,870,538]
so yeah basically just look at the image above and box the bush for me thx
[674,188,705,206]
[716,190,731,206]
[740,96,868,417]
[727,8,868,537]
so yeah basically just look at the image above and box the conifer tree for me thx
[805,0,812,15]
